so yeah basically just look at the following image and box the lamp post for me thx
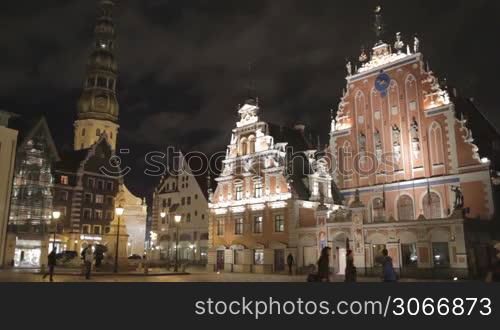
[174,214,181,272]
[51,211,61,252]
[114,204,124,273]
[160,210,166,260]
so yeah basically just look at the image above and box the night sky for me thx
[1,0,499,200]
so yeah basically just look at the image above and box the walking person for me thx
[84,245,94,280]
[287,253,294,275]
[344,249,357,282]
[317,247,331,282]
[380,248,397,282]
[42,247,57,282]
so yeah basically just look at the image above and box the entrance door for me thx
[337,248,346,275]
[274,249,285,272]
[216,250,225,271]
[303,246,318,270]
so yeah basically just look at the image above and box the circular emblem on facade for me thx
[375,72,391,96]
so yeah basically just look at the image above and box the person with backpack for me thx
[287,253,294,275]
[83,245,94,280]
[380,248,397,282]
[345,249,357,282]
[42,247,57,282]
[317,247,331,282]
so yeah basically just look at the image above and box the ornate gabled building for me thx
[3,116,60,268]
[207,97,343,273]
[151,151,210,263]
[327,7,498,277]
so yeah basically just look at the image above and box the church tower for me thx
[74,0,119,151]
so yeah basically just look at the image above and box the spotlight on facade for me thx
[52,210,61,220]
[453,277,458,281]
[481,157,490,164]
[175,215,182,223]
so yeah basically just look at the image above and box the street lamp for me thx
[174,214,181,272]
[114,204,124,273]
[160,210,166,260]
[51,210,61,252]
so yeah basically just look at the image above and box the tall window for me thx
[397,195,414,221]
[253,216,263,234]
[95,210,103,221]
[432,242,450,267]
[187,213,191,223]
[95,194,104,204]
[254,249,264,265]
[181,197,185,205]
[82,128,86,136]
[84,193,92,204]
[187,196,191,205]
[401,243,418,267]
[217,219,224,236]
[240,138,247,156]
[235,185,243,200]
[88,178,95,188]
[274,215,285,232]
[235,218,244,235]
[97,180,104,190]
[83,209,91,220]
[248,136,256,154]
[423,192,441,219]
[60,176,69,185]
[254,181,263,198]
[429,123,444,165]
[371,197,385,222]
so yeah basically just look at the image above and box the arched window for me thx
[397,195,414,221]
[371,197,385,222]
[429,122,444,165]
[96,128,101,137]
[240,138,248,156]
[248,135,256,154]
[423,192,441,219]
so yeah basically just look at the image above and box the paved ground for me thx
[0,268,455,282]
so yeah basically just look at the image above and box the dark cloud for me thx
[1,0,499,199]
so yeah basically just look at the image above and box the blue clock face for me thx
[375,72,391,96]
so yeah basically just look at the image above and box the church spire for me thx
[77,0,119,124]
[74,0,120,151]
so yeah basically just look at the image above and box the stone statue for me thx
[394,32,404,53]
[374,129,382,161]
[451,186,464,209]
[414,36,420,53]
[346,61,352,76]
[410,117,419,141]
[359,132,366,153]
[392,125,401,162]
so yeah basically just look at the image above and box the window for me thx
[217,219,224,236]
[254,181,263,198]
[235,218,244,235]
[59,191,68,201]
[432,242,450,267]
[181,197,185,205]
[167,198,171,207]
[248,136,256,154]
[105,226,111,234]
[234,250,244,265]
[82,128,86,136]
[83,209,91,220]
[187,197,191,205]
[254,216,263,234]
[187,213,191,223]
[82,225,90,234]
[195,194,198,200]
[186,183,189,188]
[93,226,101,235]
[106,196,113,205]
[240,138,248,156]
[106,181,113,191]
[401,243,418,267]
[195,210,198,216]
[429,123,444,165]
[161,216,166,225]
[84,193,92,204]
[60,176,69,185]
[105,211,113,221]
[88,178,95,188]
[166,183,170,191]
[235,185,243,201]
[201,214,205,220]
[97,77,107,88]
[97,180,104,190]
[162,199,167,208]
[254,249,264,265]
[274,215,285,232]
[397,195,414,221]
[423,192,441,219]
[95,210,103,221]
[95,194,104,204]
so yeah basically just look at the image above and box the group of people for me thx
[308,247,397,283]
[42,244,98,281]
